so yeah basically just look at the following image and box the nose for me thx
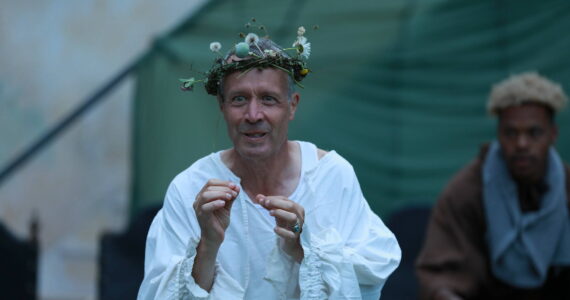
[516,134,530,150]
[245,99,262,123]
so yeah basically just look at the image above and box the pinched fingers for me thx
[200,199,227,213]
[196,179,239,198]
[257,195,304,237]
[194,179,239,211]
[256,195,295,211]
[202,190,236,202]
[257,195,304,218]
[194,189,234,210]
[271,209,302,239]
[270,209,297,224]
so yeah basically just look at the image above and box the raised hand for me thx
[193,179,240,247]
[192,179,239,291]
[255,194,305,262]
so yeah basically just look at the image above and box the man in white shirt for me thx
[138,32,401,299]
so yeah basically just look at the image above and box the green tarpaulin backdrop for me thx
[132,0,570,217]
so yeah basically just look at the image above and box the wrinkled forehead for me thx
[222,67,290,93]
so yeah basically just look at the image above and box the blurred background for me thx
[1,0,569,299]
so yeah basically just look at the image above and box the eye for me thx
[502,128,517,138]
[231,96,247,105]
[529,127,544,138]
[261,95,277,104]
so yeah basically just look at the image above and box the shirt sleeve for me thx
[280,156,401,300]
[137,182,244,300]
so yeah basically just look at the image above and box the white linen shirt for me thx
[138,141,401,299]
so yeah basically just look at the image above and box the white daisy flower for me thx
[209,42,222,52]
[293,36,311,59]
[245,33,259,45]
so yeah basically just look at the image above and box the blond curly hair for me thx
[487,72,568,115]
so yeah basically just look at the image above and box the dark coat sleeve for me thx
[415,159,490,300]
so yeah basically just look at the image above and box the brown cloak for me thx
[416,149,570,300]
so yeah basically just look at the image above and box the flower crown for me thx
[180,22,314,96]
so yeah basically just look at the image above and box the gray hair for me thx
[487,72,567,116]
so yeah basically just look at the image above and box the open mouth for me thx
[244,132,267,138]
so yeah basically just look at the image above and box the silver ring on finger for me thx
[291,219,301,233]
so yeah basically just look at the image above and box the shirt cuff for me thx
[176,237,245,300]
[299,227,362,299]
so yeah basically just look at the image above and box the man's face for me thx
[219,68,299,160]
[498,103,558,183]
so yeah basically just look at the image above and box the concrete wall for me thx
[0,0,205,298]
